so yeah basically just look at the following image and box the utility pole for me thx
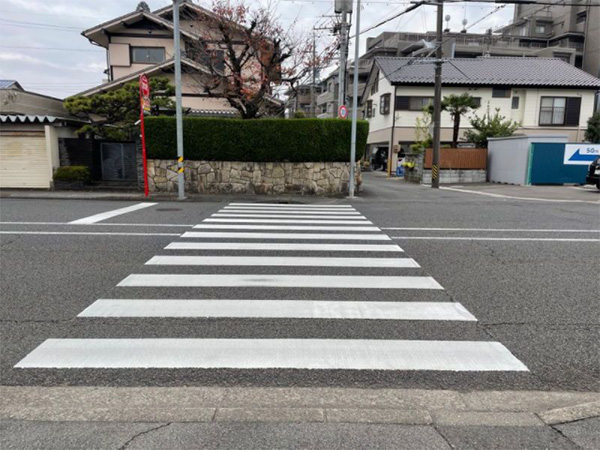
[173,0,185,200]
[311,32,317,117]
[337,10,348,112]
[348,0,361,198]
[431,0,444,189]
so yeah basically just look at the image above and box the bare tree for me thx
[182,0,335,119]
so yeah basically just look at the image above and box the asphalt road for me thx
[1,172,598,392]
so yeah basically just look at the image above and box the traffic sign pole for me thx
[139,74,150,197]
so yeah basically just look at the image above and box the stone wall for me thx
[147,160,362,195]
[403,153,486,184]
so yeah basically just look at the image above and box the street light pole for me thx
[348,0,361,199]
[173,0,185,200]
[431,0,444,189]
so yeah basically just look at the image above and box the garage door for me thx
[0,131,50,188]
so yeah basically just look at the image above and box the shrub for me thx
[145,117,368,162]
[584,112,600,143]
[53,166,91,183]
[293,111,307,119]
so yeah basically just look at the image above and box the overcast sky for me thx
[0,0,513,98]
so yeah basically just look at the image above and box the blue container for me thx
[528,143,589,185]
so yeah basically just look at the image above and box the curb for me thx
[1,387,598,426]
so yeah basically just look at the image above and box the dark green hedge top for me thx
[144,117,368,162]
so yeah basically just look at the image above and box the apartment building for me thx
[365,2,599,78]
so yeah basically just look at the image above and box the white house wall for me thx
[366,85,597,144]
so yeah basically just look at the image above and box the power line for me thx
[0,9,111,20]
[0,46,103,53]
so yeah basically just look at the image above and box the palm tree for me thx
[441,94,480,147]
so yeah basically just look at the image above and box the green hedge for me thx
[145,117,368,162]
[53,166,91,182]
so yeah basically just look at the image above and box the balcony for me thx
[317,91,335,107]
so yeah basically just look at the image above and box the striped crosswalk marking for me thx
[221,209,362,215]
[165,242,404,252]
[15,339,528,371]
[213,214,369,219]
[146,255,420,268]
[118,274,443,289]
[228,203,353,208]
[14,201,529,374]
[204,218,373,224]
[193,224,381,231]
[79,300,477,321]
[181,232,391,241]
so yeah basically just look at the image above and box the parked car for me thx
[585,157,600,189]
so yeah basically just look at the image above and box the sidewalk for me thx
[2,386,598,425]
[2,387,598,449]
[0,189,348,203]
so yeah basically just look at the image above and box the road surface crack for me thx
[118,422,172,450]
[431,423,456,449]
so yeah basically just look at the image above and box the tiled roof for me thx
[0,115,85,124]
[74,57,212,97]
[0,80,23,90]
[375,57,600,88]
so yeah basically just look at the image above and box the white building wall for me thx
[365,84,597,142]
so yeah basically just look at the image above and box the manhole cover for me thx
[155,208,182,212]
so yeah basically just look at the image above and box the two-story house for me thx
[362,56,600,172]
[77,1,281,116]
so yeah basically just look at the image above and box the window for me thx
[190,46,226,73]
[553,52,571,63]
[370,76,379,95]
[408,97,433,111]
[540,97,581,126]
[576,11,587,24]
[366,100,373,118]
[535,25,547,34]
[512,96,520,109]
[492,88,511,98]
[131,47,165,64]
[380,94,391,115]
[540,97,567,125]
[472,97,482,108]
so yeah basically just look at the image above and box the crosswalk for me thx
[15,202,528,373]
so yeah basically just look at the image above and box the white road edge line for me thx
[14,339,528,371]
[381,227,600,233]
[439,187,600,205]
[79,300,475,321]
[118,274,443,289]
[68,203,157,224]
[0,231,181,237]
[180,232,391,241]
[146,255,420,268]
[391,236,600,242]
[0,222,193,227]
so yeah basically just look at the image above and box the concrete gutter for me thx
[1,387,598,426]
[0,190,348,202]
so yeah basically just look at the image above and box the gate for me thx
[100,142,137,181]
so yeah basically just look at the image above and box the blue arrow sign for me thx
[568,149,598,162]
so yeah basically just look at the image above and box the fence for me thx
[424,148,487,170]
